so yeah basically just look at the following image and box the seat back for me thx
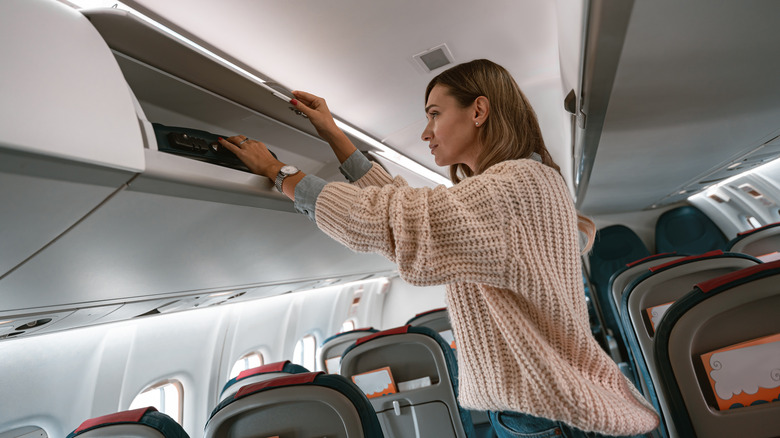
[318,328,378,374]
[726,221,780,260]
[406,308,456,350]
[654,260,780,437]
[205,372,384,438]
[588,225,651,352]
[619,250,761,436]
[605,253,685,383]
[608,253,685,318]
[67,407,188,438]
[655,205,728,254]
[219,360,309,402]
[405,309,494,437]
[340,325,475,438]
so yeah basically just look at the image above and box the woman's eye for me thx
[428,112,438,120]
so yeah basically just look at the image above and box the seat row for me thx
[587,213,780,437]
[67,309,486,438]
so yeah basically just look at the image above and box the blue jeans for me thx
[488,411,646,438]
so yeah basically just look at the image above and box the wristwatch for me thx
[275,165,300,193]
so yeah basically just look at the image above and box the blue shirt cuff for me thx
[339,150,373,182]
[294,174,327,221]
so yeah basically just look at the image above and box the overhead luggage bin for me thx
[0,0,395,339]
[81,7,383,208]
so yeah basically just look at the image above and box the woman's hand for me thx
[291,91,342,142]
[217,135,282,180]
[292,91,357,163]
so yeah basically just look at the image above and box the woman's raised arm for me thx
[290,91,357,164]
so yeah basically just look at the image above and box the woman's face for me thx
[421,84,481,170]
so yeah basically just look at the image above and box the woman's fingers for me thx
[291,90,319,106]
[291,91,340,141]
[217,136,280,179]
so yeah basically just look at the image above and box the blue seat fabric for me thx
[656,206,727,254]
[588,225,651,345]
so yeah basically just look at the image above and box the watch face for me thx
[281,165,299,175]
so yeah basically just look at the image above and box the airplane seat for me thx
[205,371,384,437]
[219,360,309,402]
[66,407,188,438]
[588,225,651,358]
[618,250,761,437]
[605,252,685,383]
[655,205,728,254]
[726,221,780,260]
[318,327,378,373]
[339,325,476,438]
[406,307,458,351]
[405,307,449,328]
[405,309,495,438]
[654,259,780,437]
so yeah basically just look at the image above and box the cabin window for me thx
[340,319,356,333]
[293,334,317,371]
[228,352,265,379]
[129,380,183,424]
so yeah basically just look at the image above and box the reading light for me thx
[65,0,452,187]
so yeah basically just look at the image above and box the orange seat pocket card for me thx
[700,333,780,410]
[351,366,398,399]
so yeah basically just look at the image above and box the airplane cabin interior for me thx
[1,0,780,437]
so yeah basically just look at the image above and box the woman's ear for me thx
[474,96,490,126]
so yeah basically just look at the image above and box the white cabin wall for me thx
[0,278,389,438]
[379,277,447,329]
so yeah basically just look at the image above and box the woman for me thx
[217,59,659,437]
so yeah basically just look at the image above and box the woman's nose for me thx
[421,125,432,142]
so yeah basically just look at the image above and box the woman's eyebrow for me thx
[425,104,439,112]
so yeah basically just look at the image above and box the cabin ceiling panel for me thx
[580,0,780,214]
[121,0,570,178]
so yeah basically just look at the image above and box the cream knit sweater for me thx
[315,159,659,435]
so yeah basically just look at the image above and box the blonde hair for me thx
[425,59,595,251]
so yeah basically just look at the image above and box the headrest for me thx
[626,252,678,268]
[236,360,289,380]
[648,250,724,272]
[696,259,780,293]
[235,372,324,400]
[355,325,411,346]
[72,407,157,436]
[736,221,780,237]
[320,328,377,346]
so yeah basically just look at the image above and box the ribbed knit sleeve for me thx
[315,160,566,288]
[317,161,532,287]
